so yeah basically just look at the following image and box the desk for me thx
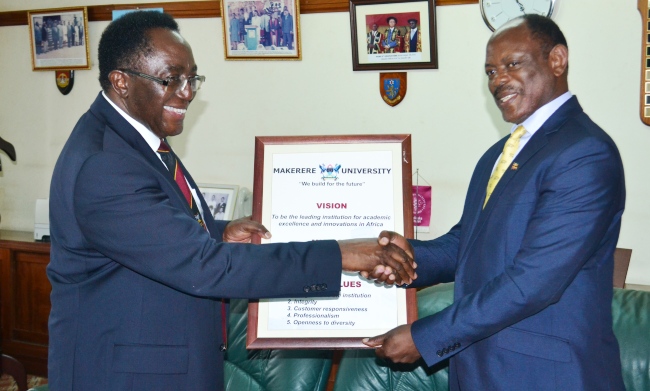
[0,230,50,377]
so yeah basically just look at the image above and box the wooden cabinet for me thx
[0,230,50,377]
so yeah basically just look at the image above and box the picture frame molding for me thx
[27,7,91,71]
[349,0,437,71]
[219,0,302,61]
[246,134,417,349]
[198,183,239,221]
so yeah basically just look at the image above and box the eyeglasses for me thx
[120,69,206,93]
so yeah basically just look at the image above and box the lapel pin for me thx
[511,163,519,171]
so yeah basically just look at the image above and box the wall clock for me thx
[480,0,556,31]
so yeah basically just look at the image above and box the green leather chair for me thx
[334,283,650,391]
[613,288,650,391]
[333,283,452,391]
[225,298,333,391]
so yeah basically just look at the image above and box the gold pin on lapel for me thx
[511,163,519,170]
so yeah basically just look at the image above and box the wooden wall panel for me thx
[0,0,477,27]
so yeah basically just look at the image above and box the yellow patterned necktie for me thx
[483,125,527,208]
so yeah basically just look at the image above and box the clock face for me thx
[480,0,556,31]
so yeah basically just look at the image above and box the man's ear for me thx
[549,44,568,77]
[108,70,129,98]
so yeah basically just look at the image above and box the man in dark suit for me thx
[48,11,414,391]
[364,15,626,390]
[281,9,293,50]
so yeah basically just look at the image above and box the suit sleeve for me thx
[407,225,460,288]
[73,151,342,299]
[411,135,625,366]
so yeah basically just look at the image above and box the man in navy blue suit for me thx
[48,11,414,391]
[364,15,626,390]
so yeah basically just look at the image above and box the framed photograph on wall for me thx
[219,0,301,60]
[28,7,91,71]
[199,184,239,221]
[349,0,437,71]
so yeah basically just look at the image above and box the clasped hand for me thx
[338,230,416,286]
[224,220,416,285]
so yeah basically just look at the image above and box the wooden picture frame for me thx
[220,0,301,60]
[246,134,417,349]
[638,0,650,125]
[28,7,91,71]
[350,0,437,71]
[199,184,239,221]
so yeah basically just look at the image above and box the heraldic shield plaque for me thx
[55,70,74,95]
[380,72,407,106]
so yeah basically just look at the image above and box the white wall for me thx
[1,0,649,285]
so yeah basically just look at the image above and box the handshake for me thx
[338,231,417,286]
[223,217,417,286]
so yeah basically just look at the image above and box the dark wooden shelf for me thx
[0,231,51,377]
[0,0,476,27]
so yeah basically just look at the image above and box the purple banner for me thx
[413,185,431,227]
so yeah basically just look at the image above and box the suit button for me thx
[322,283,327,290]
[219,344,226,351]
[455,343,461,348]
[443,348,449,354]
[303,286,310,293]
[315,284,321,291]
[436,350,443,357]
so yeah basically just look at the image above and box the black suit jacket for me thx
[48,92,342,390]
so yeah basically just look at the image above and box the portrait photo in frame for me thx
[28,7,91,71]
[199,184,239,221]
[220,0,301,60]
[350,0,437,71]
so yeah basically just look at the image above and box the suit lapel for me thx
[90,93,193,216]
[457,141,504,261]
[461,96,584,260]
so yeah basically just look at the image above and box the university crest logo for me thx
[319,164,341,180]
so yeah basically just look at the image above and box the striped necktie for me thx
[158,140,206,229]
[483,125,527,208]
[158,140,227,350]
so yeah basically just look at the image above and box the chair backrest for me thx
[613,248,632,289]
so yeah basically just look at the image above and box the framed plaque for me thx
[349,0,437,71]
[219,0,301,60]
[28,7,91,71]
[247,134,417,349]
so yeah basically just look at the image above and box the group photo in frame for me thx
[199,184,239,221]
[220,0,301,60]
[350,0,437,71]
[28,7,91,71]
[246,135,417,349]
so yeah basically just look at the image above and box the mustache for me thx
[492,85,517,99]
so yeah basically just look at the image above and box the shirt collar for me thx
[513,91,573,136]
[102,91,161,153]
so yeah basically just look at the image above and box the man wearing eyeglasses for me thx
[48,11,415,391]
